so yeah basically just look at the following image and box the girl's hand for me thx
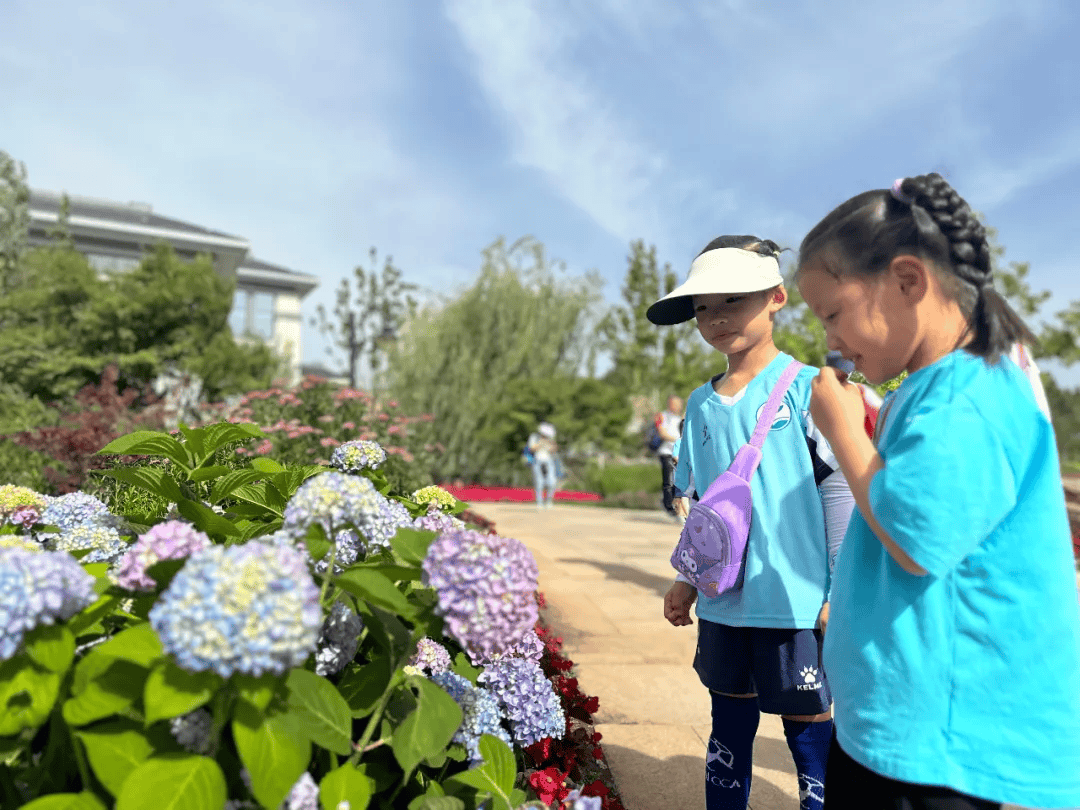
[664,581,697,626]
[816,602,830,636]
[810,367,866,446]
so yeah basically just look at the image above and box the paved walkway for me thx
[480,502,802,810]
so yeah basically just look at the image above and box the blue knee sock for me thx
[782,717,832,810]
[706,693,759,810]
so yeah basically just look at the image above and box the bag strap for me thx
[748,359,804,449]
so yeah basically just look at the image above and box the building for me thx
[26,189,318,383]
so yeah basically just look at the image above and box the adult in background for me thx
[656,396,684,520]
[527,422,559,509]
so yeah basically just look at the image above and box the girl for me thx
[797,173,1080,809]
[527,421,559,508]
[651,235,855,810]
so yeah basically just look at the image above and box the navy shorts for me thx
[693,619,831,715]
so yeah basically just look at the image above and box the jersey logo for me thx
[755,401,791,430]
[706,738,734,770]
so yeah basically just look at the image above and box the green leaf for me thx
[0,655,60,735]
[337,569,414,618]
[389,528,436,566]
[24,624,75,674]
[229,482,287,518]
[249,456,286,474]
[302,528,333,564]
[64,657,147,727]
[392,676,463,774]
[77,720,156,796]
[115,754,227,810]
[208,468,264,502]
[232,702,311,810]
[68,595,119,636]
[451,652,481,685]
[408,797,465,810]
[100,466,184,504]
[338,655,393,718]
[144,661,221,724]
[96,623,164,668]
[143,557,187,590]
[233,673,278,712]
[446,734,516,810]
[268,466,323,500]
[21,793,108,810]
[358,605,415,670]
[186,465,232,482]
[285,670,354,756]
[98,431,192,470]
[176,425,206,458]
[202,422,263,456]
[318,763,374,810]
[176,498,241,537]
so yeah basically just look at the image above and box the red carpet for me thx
[442,485,601,503]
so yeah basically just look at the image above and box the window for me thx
[230,289,276,340]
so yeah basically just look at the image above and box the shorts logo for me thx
[706,738,734,770]
[797,665,823,691]
[799,774,825,805]
[755,401,791,430]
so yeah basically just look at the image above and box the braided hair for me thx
[797,172,1035,359]
[698,234,784,261]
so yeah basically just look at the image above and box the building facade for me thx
[27,189,318,383]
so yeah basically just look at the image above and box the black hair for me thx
[698,234,783,261]
[797,173,1035,359]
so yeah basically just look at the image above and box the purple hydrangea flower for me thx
[314,601,364,677]
[478,657,565,747]
[50,524,128,565]
[283,772,319,810]
[0,485,47,528]
[0,547,96,660]
[169,708,213,754]
[407,637,452,675]
[493,628,544,663]
[429,670,511,763]
[363,493,414,553]
[282,472,382,562]
[150,541,321,677]
[564,791,602,810]
[422,529,539,663]
[412,512,466,534]
[113,521,212,591]
[330,439,386,472]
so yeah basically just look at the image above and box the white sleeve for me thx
[1008,344,1052,421]
[818,469,855,602]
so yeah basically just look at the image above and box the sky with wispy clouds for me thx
[3,0,1079,383]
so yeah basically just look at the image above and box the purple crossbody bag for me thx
[670,359,804,597]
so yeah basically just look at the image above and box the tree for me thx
[386,236,603,482]
[312,247,417,389]
[0,150,30,294]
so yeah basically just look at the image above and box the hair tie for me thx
[891,178,915,205]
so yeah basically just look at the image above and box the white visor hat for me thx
[646,248,784,325]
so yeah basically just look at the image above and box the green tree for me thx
[0,149,30,294]
[386,236,603,482]
[313,247,418,389]
[773,266,828,366]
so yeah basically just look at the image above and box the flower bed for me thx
[0,423,621,810]
[441,486,601,504]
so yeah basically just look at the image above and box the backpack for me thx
[670,359,804,597]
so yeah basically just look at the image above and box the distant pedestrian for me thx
[655,396,684,520]
[527,422,559,509]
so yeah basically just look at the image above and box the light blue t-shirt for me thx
[674,352,839,628]
[824,350,1080,807]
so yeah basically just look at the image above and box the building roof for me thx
[238,256,319,296]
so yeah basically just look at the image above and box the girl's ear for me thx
[769,284,788,309]
[888,255,929,302]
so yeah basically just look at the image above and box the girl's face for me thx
[692,288,782,355]
[798,259,915,385]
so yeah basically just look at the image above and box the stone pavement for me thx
[479,502,803,810]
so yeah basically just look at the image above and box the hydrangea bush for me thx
[0,420,615,810]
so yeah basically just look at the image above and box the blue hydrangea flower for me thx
[478,657,565,747]
[283,772,319,810]
[314,601,364,677]
[169,708,213,754]
[40,492,111,530]
[407,637,452,675]
[429,670,511,764]
[412,512,466,534]
[50,524,129,564]
[330,439,386,472]
[564,791,602,810]
[363,493,414,553]
[150,541,321,677]
[282,472,383,565]
[0,547,96,660]
[422,529,539,663]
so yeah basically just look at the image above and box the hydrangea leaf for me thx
[338,654,393,718]
[67,595,118,636]
[233,673,279,712]
[407,796,465,810]
[359,605,415,670]
[143,661,221,725]
[24,624,75,674]
[114,754,226,810]
[445,733,517,810]
[232,702,310,810]
[207,469,264,503]
[97,431,193,472]
[99,467,184,506]
[96,623,164,668]
[175,425,206,458]
[185,465,231,483]
[77,720,155,797]
[284,669,354,756]
[175,498,241,537]
[389,528,436,566]
[63,659,147,727]
[228,482,287,518]
[336,569,414,618]
[392,676,463,774]
[201,422,264,458]
[0,655,60,735]
[249,457,287,474]
[20,792,108,810]
[318,763,375,810]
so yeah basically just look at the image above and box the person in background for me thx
[527,422,559,509]
[656,396,684,521]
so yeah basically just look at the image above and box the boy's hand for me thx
[816,602,830,636]
[664,581,697,627]
[675,497,690,519]
[810,367,865,446]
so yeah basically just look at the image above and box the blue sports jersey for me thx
[674,352,838,628]
[824,350,1080,807]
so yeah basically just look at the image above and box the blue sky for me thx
[3,0,1079,384]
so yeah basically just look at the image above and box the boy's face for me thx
[692,287,785,355]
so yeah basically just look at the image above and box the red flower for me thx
[581,779,611,798]
[528,767,570,805]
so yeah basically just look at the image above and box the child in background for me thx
[651,235,855,810]
[797,173,1080,809]
[526,422,559,509]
